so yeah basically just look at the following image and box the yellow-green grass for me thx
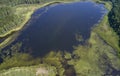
[94,15,120,52]
[0,33,19,49]
[91,0,120,55]
[0,64,57,76]
[0,0,80,38]
[68,1,120,75]
[68,27,120,76]
[0,51,66,76]
[0,1,120,76]
[0,0,80,49]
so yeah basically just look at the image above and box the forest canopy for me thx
[108,0,120,46]
[0,0,120,75]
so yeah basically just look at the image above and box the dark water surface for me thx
[13,1,106,57]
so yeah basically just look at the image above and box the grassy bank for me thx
[93,2,120,56]
[69,1,120,75]
[92,0,120,55]
[0,0,79,38]
[0,0,79,49]
[0,64,57,76]
[0,0,120,76]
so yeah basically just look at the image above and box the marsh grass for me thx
[0,65,57,76]
[0,0,120,76]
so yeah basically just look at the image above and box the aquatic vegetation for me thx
[0,0,120,76]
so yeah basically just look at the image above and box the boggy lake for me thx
[7,1,106,57]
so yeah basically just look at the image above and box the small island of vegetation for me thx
[0,0,120,76]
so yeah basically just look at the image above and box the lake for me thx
[8,1,106,57]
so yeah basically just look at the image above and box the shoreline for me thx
[0,0,102,38]
[0,0,109,48]
[0,0,80,48]
[1,0,120,74]
[0,1,79,38]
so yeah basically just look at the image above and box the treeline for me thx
[0,0,61,36]
[0,0,39,36]
[0,0,49,36]
[0,6,22,35]
[107,0,120,46]
[0,0,56,6]
[0,0,41,6]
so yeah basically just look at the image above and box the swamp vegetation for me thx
[0,0,120,76]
